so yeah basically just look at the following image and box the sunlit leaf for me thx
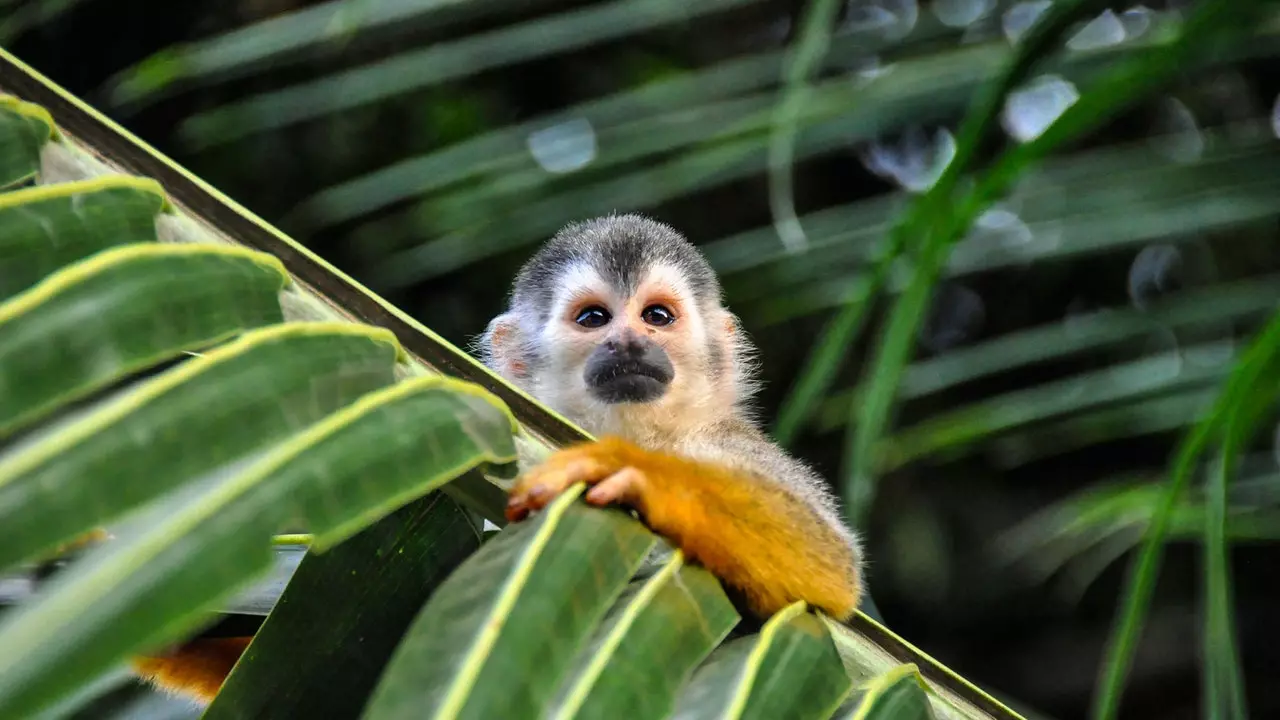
[671,603,852,720]
[0,323,397,572]
[0,96,53,188]
[0,177,168,302]
[548,548,740,720]
[364,494,657,719]
[0,373,519,718]
[833,664,936,719]
[0,244,289,438]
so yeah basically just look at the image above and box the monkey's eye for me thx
[575,306,612,329]
[641,305,676,327]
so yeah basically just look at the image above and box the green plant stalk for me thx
[845,0,1265,524]
[773,276,874,446]
[767,0,842,252]
[774,0,1113,449]
[1202,337,1279,720]
[1203,427,1250,720]
[1093,306,1280,720]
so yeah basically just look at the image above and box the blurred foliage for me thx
[5,0,1280,717]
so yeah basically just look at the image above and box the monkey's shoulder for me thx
[669,420,856,541]
[674,420,822,488]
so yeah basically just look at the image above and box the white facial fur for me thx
[523,261,737,443]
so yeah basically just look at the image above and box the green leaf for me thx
[778,0,1129,446]
[0,373,518,718]
[812,275,1279,422]
[107,0,556,108]
[0,0,95,46]
[0,177,168,302]
[671,603,852,720]
[0,243,289,437]
[771,279,876,447]
[823,613,1024,720]
[549,548,740,720]
[176,0,758,148]
[301,14,1188,234]
[205,492,484,720]
[345,19,1280,289]
[772,0,1112,445]
[985,387,1218,470]
[1095,306,1280,720]
[997,469,1280,598]
[834,664,936,719]
[0,96,53,188]
[876,344,1232,473]
[0,322,398,572]
[364,493,657,720]
[729,137,1280,318]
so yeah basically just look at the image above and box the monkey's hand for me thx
[506,436,861,620]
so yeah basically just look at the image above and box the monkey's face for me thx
[480,216,756,439]
[559,268,685,406]
[536,263,726,417]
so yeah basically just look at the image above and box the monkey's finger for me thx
[517,456,610,491]
[584,467,647,509]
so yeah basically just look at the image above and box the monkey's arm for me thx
[506,436,862,620]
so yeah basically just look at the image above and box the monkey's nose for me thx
[604,336,645,359]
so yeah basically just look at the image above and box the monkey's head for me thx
[478,214,757,439]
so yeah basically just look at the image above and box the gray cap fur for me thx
[509,214,722,320]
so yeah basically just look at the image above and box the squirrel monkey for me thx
[481,214,863,621]
[130,214,863,704]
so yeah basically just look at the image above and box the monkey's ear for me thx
[481,313,530,379]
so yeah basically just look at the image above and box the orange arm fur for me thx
[130,636,252,704]
[506,436,862,620]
